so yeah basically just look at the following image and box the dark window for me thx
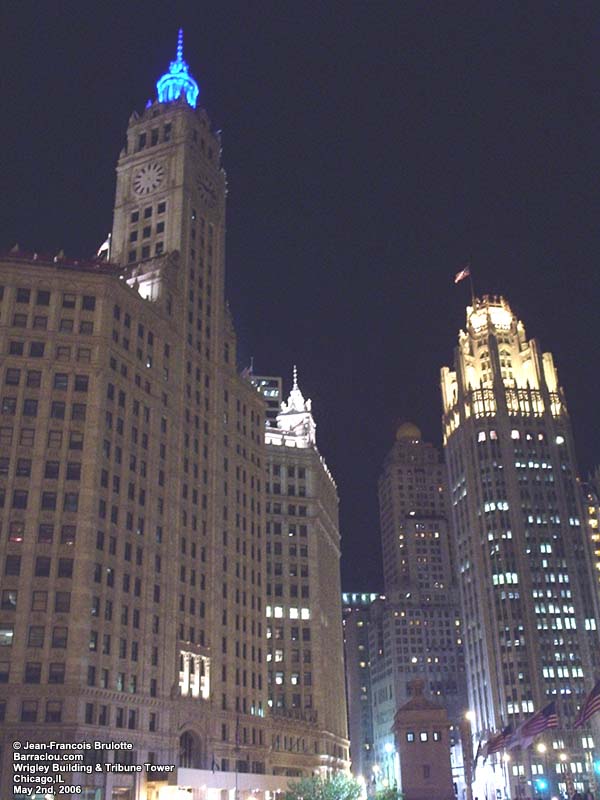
[54,373,68,390]
[38,524,54,543]
[16,458,31,477]
[71,404,87,421]
[52,627,68,648]
[45,462,59,481]
[5,556,21,576]
[36,290,50,306]
[29,341,45,357]
[130,212,139,224]
[12,489,28,508]
[58,558,74,578]
[22,398,38,417]
[16,288,31,303]
[27,370,41,387]
[55,592,71,612]
[46,701,62,722]
[62,293,76,309]
[157,201,166,213]
[79,321,94,335]
[66,462,81,480]
[21,701,38,722]
[24,662,42,683]
[35,557,51,577]
[27,626,44,647]
[82,295,96,311]
[51,401,65,419]
[5,368,20,385]
[9,341,24,355]
[69,431,84,450]
[41,492,57,510]
[63,493,79,512]
[48,663,65,684]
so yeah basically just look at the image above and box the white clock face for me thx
[133,162,166,195]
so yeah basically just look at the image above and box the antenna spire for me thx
[292,364,298,390]
[177,28,184,62]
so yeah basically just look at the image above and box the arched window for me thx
[179,731,203,768]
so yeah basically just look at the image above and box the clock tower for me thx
[110,28,225,298]
[108,31,272,772]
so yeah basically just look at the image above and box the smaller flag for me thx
[574,679,600,729]
[454,264,471,284]
[485,725,512,756]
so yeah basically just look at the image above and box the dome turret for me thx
[395,422,422,442]
[156,29,199,108]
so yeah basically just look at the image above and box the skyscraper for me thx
[342,592,380,782]
[258,369,349,775]
[441,294,600,798]
[371,423,467,786]
[0,32,347,799]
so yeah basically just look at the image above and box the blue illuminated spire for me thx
[156,29,199,108]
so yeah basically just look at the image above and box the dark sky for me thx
[2,3,600,591]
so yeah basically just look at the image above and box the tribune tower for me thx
[441,295,600,798]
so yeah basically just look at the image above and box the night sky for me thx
[2,3,600,591]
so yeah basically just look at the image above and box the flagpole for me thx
[468,260,476,306]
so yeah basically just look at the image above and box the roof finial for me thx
[156,28,199,108]
[292,364,298,391]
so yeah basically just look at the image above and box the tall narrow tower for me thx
[441,295,600,797]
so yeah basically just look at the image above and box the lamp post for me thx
[535,743,548,799]
[461,711,475,800]
[559,752,573,799]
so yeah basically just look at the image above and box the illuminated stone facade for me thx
[0,36,347,800]
[258,372,349,775]
[441,295,600,798]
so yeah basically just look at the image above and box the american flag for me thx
[574,680,600,729]
[520,702,559,740]
[485,725,512,756]
[454,264,471,284]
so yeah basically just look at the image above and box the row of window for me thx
[129,221,165,242]
[2,288,96,310]
[2,523,75,546]
[4,555,73,577]
[0,624,68,647]
[0,661,65,683]
[1,397,87,420]
[1,490,79,511]
[0,459,81,480]
[128,242,164,263]
[2,588,73,612]
[5,369,89,391]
